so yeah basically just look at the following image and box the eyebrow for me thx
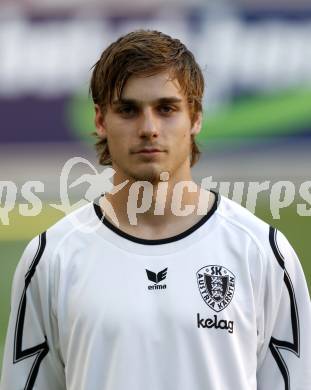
[112,97,183,106]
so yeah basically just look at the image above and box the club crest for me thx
[196,265,235,312]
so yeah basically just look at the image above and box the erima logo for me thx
[197,313,234,334]
[146,268,167,290]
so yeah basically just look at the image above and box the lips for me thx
[137,149,161,153]
[134,147,164,154]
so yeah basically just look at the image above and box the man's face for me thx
[95,71,201,183]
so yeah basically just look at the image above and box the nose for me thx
[137,108,159,138]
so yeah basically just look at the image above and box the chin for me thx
[126,165,164,183]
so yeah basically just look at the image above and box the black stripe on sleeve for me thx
[13,232,50,390]
[268,226,300,390]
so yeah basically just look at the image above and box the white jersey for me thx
[1,193,310,390]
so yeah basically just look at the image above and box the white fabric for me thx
[1,195,310,390]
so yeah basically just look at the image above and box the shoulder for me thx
[21,202,97,271]
[216,195,270,253]
[216,195,299,272]
[46,202,97,248]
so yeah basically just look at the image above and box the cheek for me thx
[108,136,128,154]
[106,124,130,147]
[166,116,191,139]
[169,130,192,158]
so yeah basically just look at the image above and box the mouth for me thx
[134,148,164,155]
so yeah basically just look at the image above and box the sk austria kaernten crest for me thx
[196,265,235,312]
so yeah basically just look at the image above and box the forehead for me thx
[116,71,186,103]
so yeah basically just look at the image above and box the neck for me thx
[102,168,213,230]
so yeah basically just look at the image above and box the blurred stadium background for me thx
[0,0,310,369]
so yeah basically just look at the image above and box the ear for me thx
[94,104,107,138]
[190,112,202,136]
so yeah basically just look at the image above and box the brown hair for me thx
[90,29,204,167]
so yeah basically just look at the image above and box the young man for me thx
[1,30,310,390]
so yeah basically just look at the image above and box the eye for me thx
[117,105,137,117]
[158,105,175,115]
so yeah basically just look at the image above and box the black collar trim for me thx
[93,190,220,245]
